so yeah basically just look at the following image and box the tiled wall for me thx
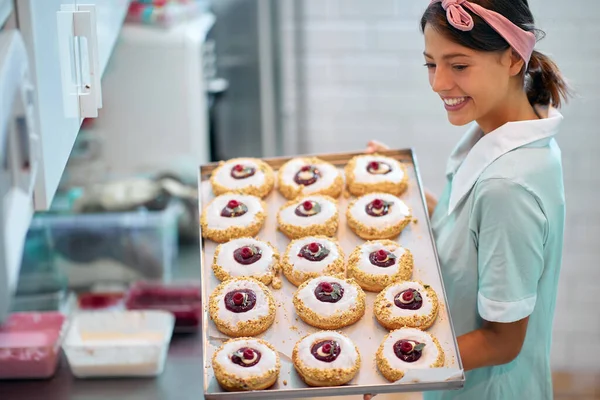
[282,0,600,371]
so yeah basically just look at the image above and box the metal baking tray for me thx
[199,149,465,399]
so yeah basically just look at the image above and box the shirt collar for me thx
[446,107,563,215]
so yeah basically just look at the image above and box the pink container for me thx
[125,281,201,332]
[0,312,67,379]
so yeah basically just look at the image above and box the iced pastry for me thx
[292,331,360,387]
[376,328,444,382]
[212,238,281,288]
[345,154,409,197]
[282,236,345,287]
[201,194,267,243]
[346,193,412,240]
[347,240,413,292]
[374,281,439,330]
[277,195,339,239]
[208,278,276,337]
[293,276,365,330]
[210,158,275,198]
[277,157,343,200]
[212,337,281,391]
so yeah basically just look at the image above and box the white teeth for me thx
[443,97,467,106]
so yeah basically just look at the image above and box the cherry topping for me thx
[322,343,332,353]
[400,341,413,354]
[402,290,414,302]
[308,242,320,253]
[376,249,388,261]
[240,247,253,259]
[369,161,379,170]
[303,201,313,211]
[243,349,254,360]
[233,164,244,172]
[227,200,240,209]
[320,282,333,293]
[301,165,312,172]
[373,199,384,209]
[232,292,244,305]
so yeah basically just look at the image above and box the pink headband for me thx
[429,0,536,65]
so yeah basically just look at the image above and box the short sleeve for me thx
[471,178,547,323]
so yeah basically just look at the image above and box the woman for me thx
[365,0,570,399]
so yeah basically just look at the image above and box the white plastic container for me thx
[63,310,174,378]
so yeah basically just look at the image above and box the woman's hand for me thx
[365,140,390,154]
[364,395,376,400]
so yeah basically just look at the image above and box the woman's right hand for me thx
[365,140,390,154]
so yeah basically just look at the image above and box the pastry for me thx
[277,195,338,239]
[209,277,276,337]
[282,236,345,287]
[201,194,266,243]
[277,157,343,200]
[346,193,412,240]
[347,240,413,292]
[374,281,439,330]
[292,331,360,387]
[293,275,365,330]
[210,158,275,198]
[345,154,409,197]
[212,337,281,391]
[212,238,280,288]
[376,328,444,382]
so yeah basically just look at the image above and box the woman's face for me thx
[423,24,519,127]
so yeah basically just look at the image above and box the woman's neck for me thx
[476,90,540,135]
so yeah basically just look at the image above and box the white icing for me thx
[279,196,337,227]
[204,194,264,230]
[348,193,410,228]
[280,158,340,194]
[383,281,434,318]
[215,339,278,378]
[287,237,341,274]
[214,280,271,328]
[353,156,404,184]
[382,328,440,370]
[215,238,275,278]
[296,276,359,317]
[356,242,407,277]
[296,331,358,370]
[213,159,266,189]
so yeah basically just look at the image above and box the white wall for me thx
[284,0,600,371]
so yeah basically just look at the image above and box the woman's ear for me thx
[509,49,525,76]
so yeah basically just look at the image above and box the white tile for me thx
[569,338,600,370]
[329,0,396,18]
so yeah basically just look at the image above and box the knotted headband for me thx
[429,0,536,65]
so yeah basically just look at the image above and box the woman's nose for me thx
[430,67,453,93]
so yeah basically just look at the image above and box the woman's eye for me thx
[453,65,468,71]
[424,63,436,69]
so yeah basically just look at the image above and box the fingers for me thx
[364,394,377,400]
[365,140,390,154]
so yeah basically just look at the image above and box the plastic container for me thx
[63,310,174,378]
[125,281,201,332]
[77,292,125,311]
[22,202,179,289]
[11,271,68,313]
[0,312,68,379]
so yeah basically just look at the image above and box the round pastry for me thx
[212,238,280,287]
[346,193,412,240]
[277,195,338,239]
[277,157,343,200]
[345,154,409,197]
[376,328,445,382]
[347,240,414,292]
[374,281,439,330]
[212,337,281,391]
[282,236,345,287]
[201,194,267,243]
[292,331,360,387]
[209,277,276,337]
[210,158,275,198]
[293,276,365,330]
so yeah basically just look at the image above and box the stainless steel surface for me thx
[199,149,464,399]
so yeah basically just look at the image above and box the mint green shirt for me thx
[425,108,565,400]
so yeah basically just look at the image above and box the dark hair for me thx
[420,0,571,108]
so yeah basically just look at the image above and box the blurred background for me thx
[1,0,598,399]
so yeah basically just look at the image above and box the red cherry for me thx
[400,341,413,353]
[376,249,388,261]
[372,199,384,209]
[308,242,320,253]
[243,349,254,360]
[227,200,240,209]
[369,161,379,170]
[322,343,332,353]
[301,165,312,172]
[240,247,253,259]
[232,292,244,305]
[233,164,244,172]
[402,290,414,302]
[303,201,313,211]
[320,282,334,293]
